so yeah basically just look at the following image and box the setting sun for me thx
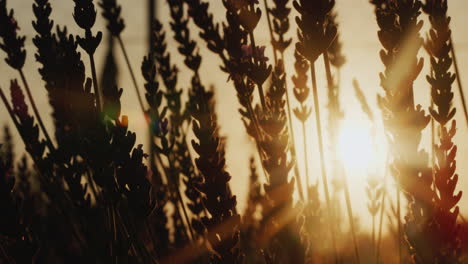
[337,120,375,171]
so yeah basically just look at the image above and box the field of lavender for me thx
[0,0,467,263]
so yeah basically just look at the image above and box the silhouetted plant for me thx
[189,77,242,263]
[168,0,207,239]
[366,176,383,254]
[260,61,305,264]
[294,0,339,261]
[422,0,462,262]
[73,0,103,112]
[152,18,195,246]
[267,0,306,201]
[141,53,172,258]
[99,0,146,114]
[372,1,435,263]
[1,0,54,151]
[0,151,37,263]
[292,49,311,192]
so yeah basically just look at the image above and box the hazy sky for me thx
[2,0,468,231]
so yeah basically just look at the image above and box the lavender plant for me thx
[0,0,467,263]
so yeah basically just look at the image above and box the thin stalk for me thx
[430,67,436,190]
[343,175,361,264]
[281,52,304,200]
[460,213,467,224]
[105,202,114,259]
[87,37,102,113]
[2,84,93,255]
[431,100,435,190]
[18,70,55,151]
[397,185,402,264]
[148,0,157,200]
[376,156,389,263]
[127,215,156,263]
[112,203,118,263]
[1,89,91,255]
[293,144,305,200]
[149,128,159,186]
[82,160,102,205]
[145,220,160,259]
[248,30,267,111]
[261,0,278,64]
[310,62,338,263]
[261,0,304,199]
[243,94,270,183]
[152,149,190,241]
[0,243,13,264]
[372,214,376,255]
[301,122,310,189]
[450,37,468,127]
[39,189,90,253]
[148,0,155,56]
[115,209,149,263]
[323,53,361,264]
[0,89,23,263]
[156,152,194,241]
[107,203,115,259]
[117,36,146,114]
[171,163,196,241]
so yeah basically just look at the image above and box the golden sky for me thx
[2,0,468,231]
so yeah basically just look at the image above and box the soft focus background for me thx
[1,0,468,232]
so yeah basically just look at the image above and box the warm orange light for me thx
[337,119,375,172]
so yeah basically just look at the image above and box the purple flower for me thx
[10,17,19,30]
[9,79,28,120]
[241,44,253,58]
[241,44,269,62]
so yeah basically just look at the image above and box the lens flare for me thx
[337,120,375,171]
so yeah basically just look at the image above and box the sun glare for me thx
[337,119,376,172]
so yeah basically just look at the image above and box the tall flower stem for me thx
[343,175,361,264]
[19,69,55,151]
[281,52,305,200]
[248,31,267,111]
[431,98,435,191]
[149,0,155,55]
[263,0,305,200]
[89,55,102,113]
[301,122,309,189]
[376,156,389,263]
[169,162,196,241]
[450,38,468,127]
[242,88,270,181]
[460,214,467,223]
[0,243,13,264]
[115,208,151,262]
[397,185,402,264]
[155,152,194,241]
[262,0,278,64]
[1,86,89,256]
[117,36,145,114]
[372,212,375,255]
[323,52,361,264]
[310,62,337,262]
